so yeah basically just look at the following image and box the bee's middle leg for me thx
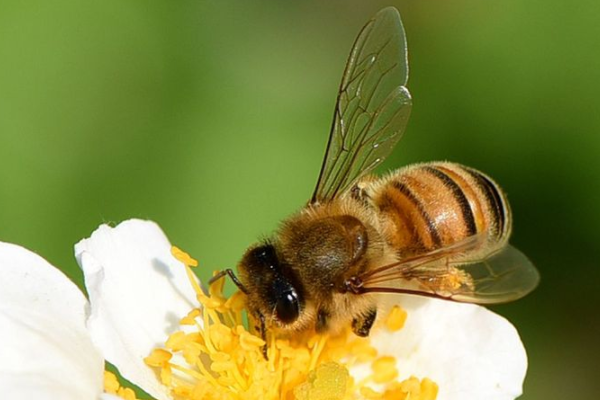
[352,307,377,337]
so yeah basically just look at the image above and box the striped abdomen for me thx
[370,162,511,258]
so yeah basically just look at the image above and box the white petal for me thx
[99,395,124,400]
[75,219,199,400]
[0,242,104,400]
[353,297,527,400]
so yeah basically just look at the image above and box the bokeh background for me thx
[1,0,598,399]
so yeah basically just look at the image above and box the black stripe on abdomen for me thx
[422,165,477,236]
[391,180,443,248]
[463,167,506,238]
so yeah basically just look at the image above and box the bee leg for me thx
[259,313,268,359]
[350,176,377,208]
[350,183,372,207]
[351,308,377,337]
[315,308,331,333]
[251,311,268,359]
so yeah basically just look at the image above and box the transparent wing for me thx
[355,243,540,305]
[450,245,540,303]
[311,7,412,203]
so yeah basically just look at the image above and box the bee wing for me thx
[449,245,540,303]
[311,7,412,204]
[357,242,540,305]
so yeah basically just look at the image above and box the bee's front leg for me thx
[315,308,331,333]
[250,310,268,359]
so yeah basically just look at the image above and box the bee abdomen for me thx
[372,162,511,256]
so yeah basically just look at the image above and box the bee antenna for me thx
[208,268,250,294]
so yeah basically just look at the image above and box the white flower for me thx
[0,219,528,400]
[0,241,103,400]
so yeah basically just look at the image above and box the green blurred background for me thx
[1,0,598,399]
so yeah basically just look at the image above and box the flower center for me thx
[144,246,438,400]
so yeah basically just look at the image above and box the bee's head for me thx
[238,243,304,328]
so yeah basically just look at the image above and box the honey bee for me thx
[213,7,539,339]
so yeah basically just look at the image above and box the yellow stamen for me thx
[143,246,439,400]
[103,371,142,400]
[371,356,399,383]
[103,370,120,393]
[171,246,198,267]
[420,378,440,400]
[385,305,407,332]
[144,348,172,367]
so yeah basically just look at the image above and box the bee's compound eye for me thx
[275,291,300,324]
